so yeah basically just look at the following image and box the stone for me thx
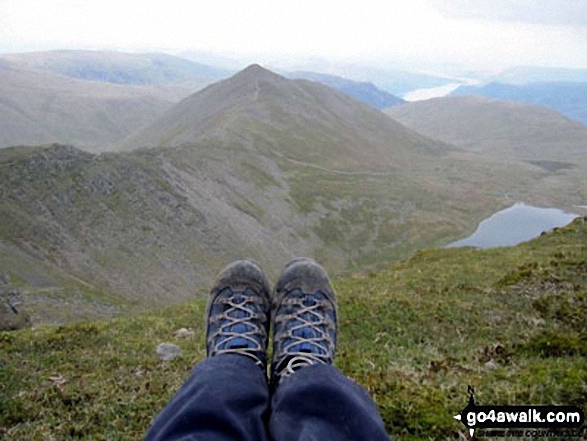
[156,343,182,361]
[484,359,498,371]
[173,328,195,338]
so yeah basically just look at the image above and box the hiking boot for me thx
[271,258,337,384]
[206,260,271,369]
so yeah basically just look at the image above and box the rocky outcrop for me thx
[0,273,31,331]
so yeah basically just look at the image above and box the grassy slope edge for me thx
[1,217,586,440]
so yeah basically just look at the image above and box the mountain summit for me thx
[232,63,282,80]
[119,64,448,171]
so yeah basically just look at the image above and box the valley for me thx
[0,61,585,328]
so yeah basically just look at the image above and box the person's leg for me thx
[146,260,272,441]
[147,354,270,441]
[268,258,389,441]
[270,364,389,440]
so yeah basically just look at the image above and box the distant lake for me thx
[447,203,578,249]
[403,77,481,102]
[403,83,463,101]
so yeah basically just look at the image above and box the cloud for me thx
[427,0,587,26]
[0,0,586,70]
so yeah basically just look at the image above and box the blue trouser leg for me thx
[269,364,390,441]
[146,356,389,440]
[145,354,270,441]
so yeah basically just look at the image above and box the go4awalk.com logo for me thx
[453,386,585,438]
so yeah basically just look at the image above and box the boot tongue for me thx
[293,294,321,353]
[227,292,250,349]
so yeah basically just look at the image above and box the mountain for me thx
[0,142,314,320]
[450,81,587,125]
[119,64,445,170]
[278,61,458,96]
[2,65,585,325]
[490,66,587,85]
[0,50,231,88]
[0,51,233,150]
[0,63,188,151]
[118,65,447,170]
[302,64,458,96]
[0,66,490,323]
[3,215,586,438]
[287,71,405,109]
[386,96,587,161]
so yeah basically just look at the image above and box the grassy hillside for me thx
[118,64,451,171]
[0,140,504,325]
[1,216,585,440]
[0,64,189,151]
[3,66,586,326]
[386,96,587,161]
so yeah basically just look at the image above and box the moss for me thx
[533,290,587,332]
[524,330,587,357]
[496,262,539,287]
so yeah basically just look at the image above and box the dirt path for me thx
[273,151,395,177]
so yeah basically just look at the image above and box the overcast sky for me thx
[1,0,586,72]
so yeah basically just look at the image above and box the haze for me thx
[1,0,586,72]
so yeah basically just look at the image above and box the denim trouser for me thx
[145,354,390,440]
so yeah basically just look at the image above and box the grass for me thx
[283,159,507,275]
[2,138,586,326]
[1,217,586,440]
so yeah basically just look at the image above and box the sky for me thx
[1,0,586,72]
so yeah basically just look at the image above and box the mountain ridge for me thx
[386,95,587,161]
[0,63,190,151]
[287,70,405,109]
[0,50,231,87]
[2,66,586,326]
[119,64,451,172]
[450,81,587,125]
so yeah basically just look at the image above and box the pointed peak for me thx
[231,64,284,82]
[241,64,272,74]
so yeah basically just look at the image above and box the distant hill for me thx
[450,81,587,125]
[0,64,184,151]
[287,71,405,109]
[321,65,457,96]
[0,50,231,88]
[386,96,587,161]
[282,63,456,96]
[491,66,587,85]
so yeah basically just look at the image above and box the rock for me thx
[172,328,194,338]
[0,287,31,331]
[484,360,498,371]
[156,343,182,361]
[0,273,9,286]
[48,374,67,387]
